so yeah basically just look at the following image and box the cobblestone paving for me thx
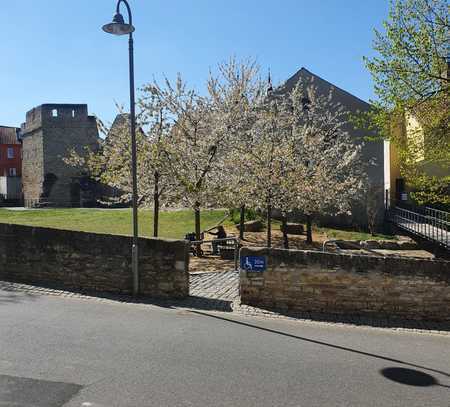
[1,278,449,336]
[189,271,239,302]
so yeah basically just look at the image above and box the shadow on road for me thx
[0,282,38,305]
[380,367,450,388]
[189,310,450,381]
[0,374,82,407]
[0,279,233,312]
[242,303,450,333]
[2,278,449,334]
[143,295,234,312]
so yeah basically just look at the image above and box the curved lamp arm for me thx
[117,0,133,27]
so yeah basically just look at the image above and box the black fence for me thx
[389,206,449,249]
[0,194,23,207]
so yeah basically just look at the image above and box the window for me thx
[72,109,76,118]
[301,97,311,112]
[52,109,58,117]
[7,147,14,159]
[9,168,17,176]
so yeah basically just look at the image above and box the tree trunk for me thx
[194,203,202,256]
[239,205,245,240]
[306,214,313,244]
[194,203,201,240]
[153,171,160,238]
[267,204,272,248]
[281,215,289,249]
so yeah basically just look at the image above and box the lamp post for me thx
[103,0,139,296]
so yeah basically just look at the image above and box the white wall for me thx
[0,176,22,199]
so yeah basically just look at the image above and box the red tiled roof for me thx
[0,126,20,144]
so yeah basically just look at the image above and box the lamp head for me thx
[102,12,135,35]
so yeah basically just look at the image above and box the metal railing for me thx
[389,206,449,249]
[0,194,23,207]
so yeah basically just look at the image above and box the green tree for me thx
[65,112,176,236]
[364,0,449,206]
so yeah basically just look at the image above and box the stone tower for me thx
[21,104,99,207]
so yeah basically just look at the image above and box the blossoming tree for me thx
[287,80,366,243]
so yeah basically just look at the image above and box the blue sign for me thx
[240,256,266,272]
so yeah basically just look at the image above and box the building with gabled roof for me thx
[0,125,22,178]
[275,67,385,227]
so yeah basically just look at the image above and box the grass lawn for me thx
[268,219,396,241]
[314,226,396,241]
[0,208,230,240]
[0,208,395,242]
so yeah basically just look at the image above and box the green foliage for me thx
[365,0,448,109]
[364,0,449,205]
[408,172,450,206]
[229,207,259,224]
[349,107,393,142]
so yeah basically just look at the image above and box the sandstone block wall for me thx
[0,223,189,298]
[21,104,99,207]
[21,132,44,205]
[240,247,450,321]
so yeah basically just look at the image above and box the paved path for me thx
[1,282,449,407]
[189,271,239,302]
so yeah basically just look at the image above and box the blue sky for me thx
[0,0,389,127]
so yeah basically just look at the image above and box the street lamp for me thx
[103,0,139,296]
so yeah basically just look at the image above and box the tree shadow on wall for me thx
[41,173,58,200]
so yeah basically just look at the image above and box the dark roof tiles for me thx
[0,126,20,145]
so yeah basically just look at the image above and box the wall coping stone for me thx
[0,222,188,259]
[240,246,450,281]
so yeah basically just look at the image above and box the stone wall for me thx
[240,247,450,321]
[21,131,44,205]
[21,104,99,207]
[0,223,189,298]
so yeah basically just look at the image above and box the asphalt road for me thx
[1,287,449,407]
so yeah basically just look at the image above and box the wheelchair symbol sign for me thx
[241,256,266,272]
